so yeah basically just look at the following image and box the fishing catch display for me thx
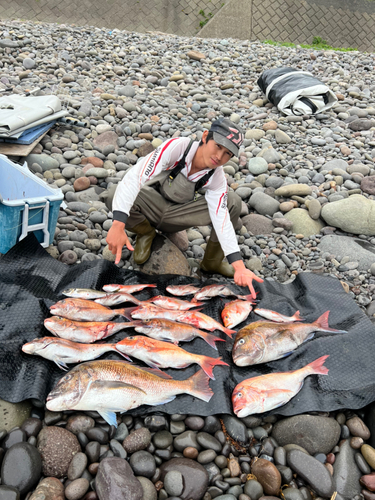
[21,282,347,425]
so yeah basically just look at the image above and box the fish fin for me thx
[116,306,138,320]
[190,301,205,307]
[54,359,69,371]
[140,367,173,379]
[152,396,177,405]
[199,356,229,380]
[198,331,225,349]
[293,310,304,321]
[98,410,118,427]
[187,369,214,402]
[222,327,236,337]
[306,355,330,375]
[278,351,295,359]
[314,311,347,334]
[114,346,133,362]
[265,389,295,408]
[91,380,147,393]
[303,332,316,343]
[237,294,257,304]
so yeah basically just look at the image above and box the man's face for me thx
[201,131,233,168]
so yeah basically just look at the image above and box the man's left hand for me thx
[232,260,264,299]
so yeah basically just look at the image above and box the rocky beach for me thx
[1,18,375,500]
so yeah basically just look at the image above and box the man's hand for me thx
[232,260,264,299]
[106,220,134,265]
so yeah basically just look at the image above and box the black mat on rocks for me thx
[0,233,374,418]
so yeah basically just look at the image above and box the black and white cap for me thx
[210,118,244,157]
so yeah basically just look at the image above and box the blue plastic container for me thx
[0,154,64,254]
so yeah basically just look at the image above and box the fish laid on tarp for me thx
[192,284,255,303]
[146,295,204,310]
[102,284,156,294]
[128,303,236,337]
[221,300,253,329]
[254,308,303,323]
[50,298,129,322]
[46,360,213,426]
[62,288,107,299]
[134,318,224,349]
[116,336,228,379]
[22,337,132,370]
[166,284,201,296]
[232,311,346,366]
[94,292,143,307]
[232,355,330,417]
[44,317,139,343]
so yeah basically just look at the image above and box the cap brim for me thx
[212,132,238,157]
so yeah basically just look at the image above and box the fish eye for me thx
[237,392,242,398]
[128,336,134,340]
[238,339,245,345]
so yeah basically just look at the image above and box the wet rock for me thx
[123,427,151,453]
[37,426,81,478]
[140,234,191,276]
[346,416,370,439]
[333,439,362,500]
[0,486,20,500]
[1,442,42,494]
[136,476,157,500]
[160,457,209,500]
[65,478,89,500]
[251,458,281,496]
[271,415,341,455]
[95,457,143,500]
[0,399,32,432]
[287,449,334,497]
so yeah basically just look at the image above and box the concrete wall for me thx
[1,0,375,51]
[199,0,375,52]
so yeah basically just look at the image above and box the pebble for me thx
[287,449,334,497]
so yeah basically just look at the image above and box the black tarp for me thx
[0,234,374,417]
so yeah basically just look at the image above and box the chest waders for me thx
[128,141,241,276]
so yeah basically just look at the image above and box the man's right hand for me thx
[106,220,134,265]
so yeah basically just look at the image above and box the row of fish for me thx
[21,281,344,424]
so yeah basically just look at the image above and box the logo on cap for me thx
[226,127,244,145]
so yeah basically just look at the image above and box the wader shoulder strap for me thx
[195,169,215,191]
[167,139,194,181]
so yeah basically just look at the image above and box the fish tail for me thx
[306,355,330,375]
[314,311,347,334]
[191,301,205,307]
[293,310,304,321]
[116,307,138,320]
[222,326,236,337]
[186,369,214,402]
[199,356,229,380]
[198,331,225,349]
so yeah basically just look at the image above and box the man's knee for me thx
[227,191,242,219]
[104,185,117,211]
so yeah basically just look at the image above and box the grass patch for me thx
[264,37,357,52]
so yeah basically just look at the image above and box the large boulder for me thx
[242,214,274,235]
[248,191,280,216]
[284,208,325,236]
[318,235,375,271]
[321,195,375,235]
[139,234,191,276]
[96,457,143,500]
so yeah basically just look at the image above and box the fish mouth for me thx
[235,406,252,418]
[233,354,253,367]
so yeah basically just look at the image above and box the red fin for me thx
[307,355,329,375]
[190,301,205,307]
[198,331,225,349]
[114,347,132,362]
[187,369,213,402]
[199,356,229,380]
[116,306,138,320]
[223,327,236,337]
[314,311,347,333]
[292,310,304,321]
